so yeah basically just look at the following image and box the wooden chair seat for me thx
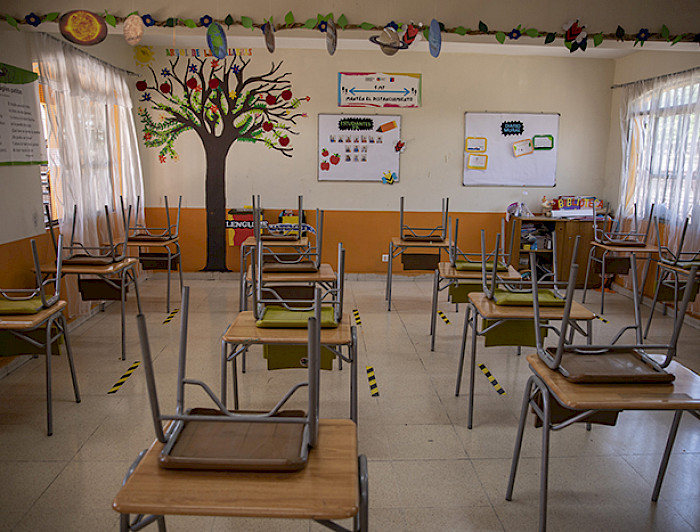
[401,235,444,242]
[256,305,338,328]
[262,261,319,273]
[493,288,565,307]
[62,254,118,265]
[455,260,508,272]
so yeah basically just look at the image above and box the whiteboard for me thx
[318,114,400,182]
[463,112,559,187]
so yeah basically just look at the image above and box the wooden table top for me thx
[527,353,700,411]
[391,237,452,248]
[222,311,353,345]
[438,262,521,281]
[0,300,67,330]
[590,241,659,254]
[113,419,359,520]
[40,257,138,275]
[246,263,336,283]
[468,292,595,321]
[242,236,309,248]
[126,237,179,246]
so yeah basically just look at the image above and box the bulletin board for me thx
[463,112,559,187]
[318,114,401,182]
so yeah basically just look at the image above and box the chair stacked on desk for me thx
[0,236,80,436]
[506,247,700,532]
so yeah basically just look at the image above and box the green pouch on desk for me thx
[455,261,508,272]
[492,289,565,307]
[0,296,45,315]
[448,282,481,304]
[263,344,335,370]
[482,319,547,347]
[256,305,338,328]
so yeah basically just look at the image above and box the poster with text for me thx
[338,73,421,108]
[318,114,401,182]
[463,112,559,187]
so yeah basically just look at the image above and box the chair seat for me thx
[549,348,675,384]
[601,238,645,247]
[493,289,565,306]
[256,305,338,328]
[159,408,309,471]
[402,235,444,242]
[128,233,173,242]
[262,261,319,273]
[455,260,508,272]
[261,234,299,241]
[63,255,117,265]
[0,295,44,315]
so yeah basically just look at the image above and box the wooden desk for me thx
[385,237,452,311]
[0,300,80,435]
[582,241,659,315]
[457,292,595,429]
[645,261,700,338]
[239,236,310,311]
[113,419,368,530]
[41,258,141,360]
[221,312,358,422]
[430,262,521,351]
[506,354,700,532]
[127,236,182,313]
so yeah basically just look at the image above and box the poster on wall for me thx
[318,114,401,182]
[0,62,47,166]
[463,112,559,187]
[338,73,421,108]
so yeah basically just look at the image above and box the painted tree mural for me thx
[135,54,307,271]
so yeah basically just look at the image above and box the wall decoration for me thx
[318,114,401,182]
[338,72,421,108]
[0,62,47,166]
[326,18,337,55]
[133,45,155,66]
[369,26,408,56]
[429,19,442,58]
[123,13,144,45]
[58,10,107,45]
[463,112,559,186]
[137,56,308,271]
[206,22,228,59]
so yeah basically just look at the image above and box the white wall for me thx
[135,45,616,213]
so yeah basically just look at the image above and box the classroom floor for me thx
[0,275,699,532]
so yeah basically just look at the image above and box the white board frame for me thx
[463,112,559,187]
[318,114,401,182]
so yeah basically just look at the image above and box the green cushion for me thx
[448,282,482,304]
[256,305,339,328]
[0,296,44,315]
[492,289,565,307]
[455,260,508,272]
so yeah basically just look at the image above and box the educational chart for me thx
[318,114,401,182]
[463,112,559,187]
[338,73,421,108]
[0,62,47,166]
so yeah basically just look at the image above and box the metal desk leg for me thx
[358,454,369,532]
[176,242,184,307]
[629,253,643,343]
[581,245,596,304]
[467,307,478,430]
[166,247,172,313]
[652,410,683,501]
[120,270,128,361]
[455,303,472,397]
[430,269,439,351]
[386,242,394,310]
[350,327,358,423]
[506,375,536,501]
[220,340,228,407]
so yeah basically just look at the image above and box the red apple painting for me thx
[321,148,329,157]
[320,161,330,171]
[279,136,290,147]
[330,154,340,165]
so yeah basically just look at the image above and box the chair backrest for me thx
[655,215,700,266]
[449,217,513,268]
[137,285,321,450]
[259,195,304,239]
[62,202,131,264]
[400,196,449,241]
[531,246,699,372]
[129,195,182,240]
[594,203,655,246]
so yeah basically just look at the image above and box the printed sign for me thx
[338,72,421,108]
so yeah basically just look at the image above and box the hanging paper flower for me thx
[142,14,155,27]
[318,20,328,33]
[25,13,41,27]
[636,28,650,45]
[385,21,399,31]
[200,15,213,27]
[507,28,521,40]
[188,64,198,73]
[161,68,171,77]
[563,19,586,43]
[141,92,152,102]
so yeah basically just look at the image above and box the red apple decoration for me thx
[186,78,198,90]
[281,89,292,100]
[265,94,277,105]
[330,154,340,165]
[160,83,171,94]
[209,78,220,90]
[321,148,329,156]
[320,161,330,171]
[136,80,147,91]
[279,136,290,147]
[262,122,273,132]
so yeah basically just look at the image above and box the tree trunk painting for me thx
[136,54,307,271]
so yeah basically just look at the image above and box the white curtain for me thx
[618,67,700,255]
[31,32,144,248]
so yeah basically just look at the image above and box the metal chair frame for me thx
[400,196,449,241]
